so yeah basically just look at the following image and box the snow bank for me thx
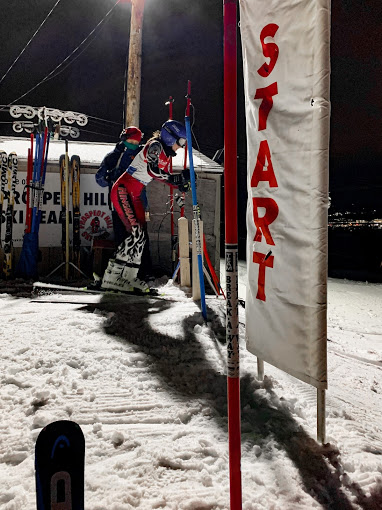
[0,277,381,509]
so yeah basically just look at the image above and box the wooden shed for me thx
[0,136,223,280]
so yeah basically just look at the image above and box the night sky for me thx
[0,0,381,217]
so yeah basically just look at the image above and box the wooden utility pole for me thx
[125,0,145,127]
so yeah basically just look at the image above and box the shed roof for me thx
[0,136,223,174]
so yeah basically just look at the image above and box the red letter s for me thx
[257,23,279,78]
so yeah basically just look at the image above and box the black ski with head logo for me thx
[35,420,85,510]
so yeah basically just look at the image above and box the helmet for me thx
[160,120,187,148]
[120,126,142,143]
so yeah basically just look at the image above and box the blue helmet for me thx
[160,120,187,148]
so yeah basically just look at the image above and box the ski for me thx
[0,150,8,244]
[24,135,34,234]
[32,281,164,297]
[35,420,85,510]
[71,155,81,270]
[59,153,67,262]
[2,152,18,278]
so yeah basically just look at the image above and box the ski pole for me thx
[31,131,45,233]
[165,95,177,272]
[181,81,192,218]
[37,131,50,233]
[25,134,34,233]
[171,260,180,281]
[184,115,207,320]
[203,233,226,298]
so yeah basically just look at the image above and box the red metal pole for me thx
[224,1,242,509]
[166,96,176,272]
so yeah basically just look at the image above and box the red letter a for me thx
[251,140,278,188]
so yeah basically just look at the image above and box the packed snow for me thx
[1,267,382,509]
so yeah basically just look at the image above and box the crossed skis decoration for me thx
[9,105,88,138]
[14,121,81,139]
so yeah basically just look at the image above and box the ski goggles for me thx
[177,137,186,148]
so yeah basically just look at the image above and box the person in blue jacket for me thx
[96,126,143,244]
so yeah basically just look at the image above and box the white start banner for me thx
[240,0,330,388]
[0,172,114,247]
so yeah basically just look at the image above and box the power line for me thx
[80,128,117,138]
[86,115,121,126]
[0,0,123,113]
[44,26,107,84]
[0,0,62,86]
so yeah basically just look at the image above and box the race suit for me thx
[111,138,177,231]
[101,138,180,291]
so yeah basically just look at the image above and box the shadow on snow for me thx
[82,296,382,510]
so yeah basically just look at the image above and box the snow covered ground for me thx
[1,268,381,509]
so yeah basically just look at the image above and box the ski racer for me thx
[100,120,191,293]
[96,126,143,244]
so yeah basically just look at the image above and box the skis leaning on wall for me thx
[35,420,85,510]
[59,153,68,265]
[71,155,81,270]
[2,152,18,278]
[53,146,86,280]
[16,129,51,279]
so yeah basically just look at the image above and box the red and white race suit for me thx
[111,138,175,231]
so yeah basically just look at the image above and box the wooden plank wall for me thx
[146,173,221,277]
[2,170,222,281]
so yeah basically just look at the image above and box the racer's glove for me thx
[181,168,190,182]
[174,193,185,208]
[168,168,192,192]
[178,181,191,192]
